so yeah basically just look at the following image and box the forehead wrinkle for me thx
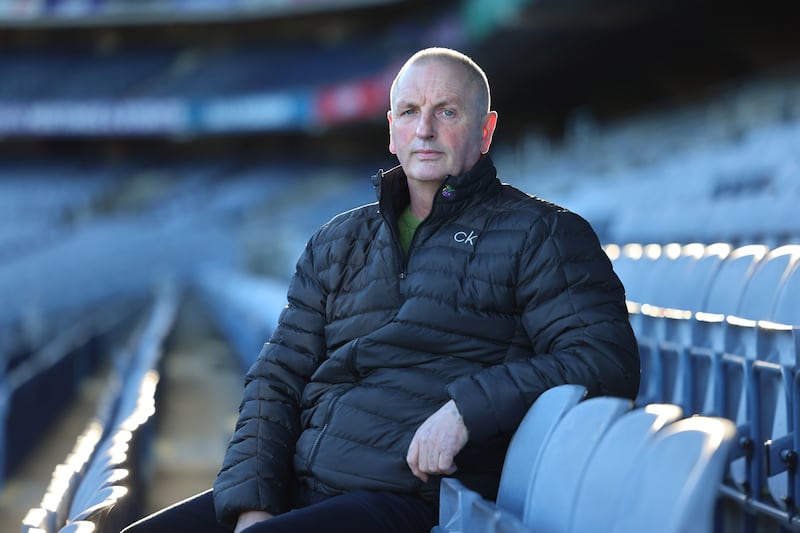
[393,84,467,113]
[391,62,474,108]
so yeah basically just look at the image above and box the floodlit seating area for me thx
[20,284,178,533]
[607,241,800,530]
[434,385,735,533]
[1,11,799,528]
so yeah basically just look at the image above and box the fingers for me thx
[438,451,457,475]
[406,427,458,482]
[407,400,469,482]
[406,434,426,482]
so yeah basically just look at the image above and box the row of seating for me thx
[0,40,387,101]
[607,242,800,324]
[0,300,143,489]
[195,268,286,371]
[21,283,179,533]
[433,384,735,533]
[610,241,800,529]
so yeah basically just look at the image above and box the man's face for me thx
[388,60,496,186]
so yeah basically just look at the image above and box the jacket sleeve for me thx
[447,209,640,442]
[213,239,327,526]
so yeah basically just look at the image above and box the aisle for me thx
[137,294,244,518]
[0,293,246,531]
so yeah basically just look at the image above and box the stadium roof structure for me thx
[0,0,400,27]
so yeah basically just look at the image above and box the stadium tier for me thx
[2,0,800,531]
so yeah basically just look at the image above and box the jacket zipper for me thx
[307,393,341,468]
[347,338,360,380]
[397,217,427,280]
[307,423,328,468]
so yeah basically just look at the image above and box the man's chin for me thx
[406,163,451,183]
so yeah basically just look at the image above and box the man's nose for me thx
[415,113,435,139]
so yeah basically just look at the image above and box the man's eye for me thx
[441,109,455,118]
[402,109,416,116]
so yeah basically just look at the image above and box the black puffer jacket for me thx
[213,155,639,525]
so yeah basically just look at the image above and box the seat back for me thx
[702,245,767,316]
[773,259,800,325]
[57,522,97,533]
[569,403,684,533]
[523,396,633,530]
[673,244,730,312]
[736,245,800,321]
[435,384,587,532]
[611,416,736,533]
[495,384,587,517]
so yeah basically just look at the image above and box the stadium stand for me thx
[435,386,735,533]
[2,0,800,531]
[434,384,588,532]
[608,243,800,531]
[20,282,178,533]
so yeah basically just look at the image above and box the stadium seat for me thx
[22,285,178,533]
[772,258,800,326]
[734,244,800,322]
[611,416,736,533]
[628,244,730,408]
[57,522,97,533]
[469,497,530,533]
[69,485,129,523]
[608,243,660,305]
[669,243,730,313]
[701,244,768,316]
[633,243,684,307]
[522,396,633,529]
[751,323,799,512]
[434,384,587,532]
[570,403,684,533]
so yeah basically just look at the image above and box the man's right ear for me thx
[387,110,396,154]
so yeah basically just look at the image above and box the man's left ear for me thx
[480,111,498,154]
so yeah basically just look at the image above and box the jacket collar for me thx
[372,155,499,225]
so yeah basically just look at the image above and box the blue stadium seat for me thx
[611,416,736,533]
[570,403,684,533]
[469,497,529,533]
[702,244,768,316]
[521,396,633,529]
[495,384,588,516]
[608,243,659,304]
[69,485,129,523]
[56,522,97,533]
[196,268,286,371]
[668,243,730,313]
[628,244,730,408]
[751,323,799,513]
[434,384,587,532]
[773,258,800,326]
[735,244,800,322]
[21,285,178,533]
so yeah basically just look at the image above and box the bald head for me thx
[390,47,491,117]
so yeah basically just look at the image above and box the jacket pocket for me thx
[305,392,341,469]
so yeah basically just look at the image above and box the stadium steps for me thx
[2,289,244,532]
[134,288,242,519]
[0,363,108,533]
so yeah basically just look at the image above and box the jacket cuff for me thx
[446,379,496,442]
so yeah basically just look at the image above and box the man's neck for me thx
[407,179,444,220]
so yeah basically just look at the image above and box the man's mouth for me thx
[414,150,442,160]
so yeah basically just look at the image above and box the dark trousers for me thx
[120,487,438,533]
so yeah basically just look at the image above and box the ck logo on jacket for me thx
[448,224,480,247]
[454,229,479,246]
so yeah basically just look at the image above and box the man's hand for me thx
[407,399,469,482]
[235,510,273,533]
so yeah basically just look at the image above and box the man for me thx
[122,47,639,533]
